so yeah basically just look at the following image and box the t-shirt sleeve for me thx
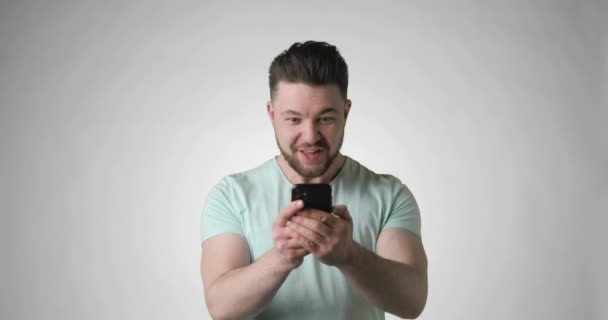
[382,178,422,237]
[200,177,245,243]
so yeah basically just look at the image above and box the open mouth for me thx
[298,149,323,161]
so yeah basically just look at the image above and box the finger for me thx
[277,200,305,226]
[285,228,310,248]
[332,205,352,221]
[284,232,313,253]
[285,226,300,239]
[290,232,318,253]
[287,220,325,246]
[290,216,333,237]
[297,209,337,227]
[276,233,304,249]
[289,248,310,257]
[284,237,307,249]
[273,228,296,243]
[274,233,292,241]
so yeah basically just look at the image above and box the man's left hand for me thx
[286,205,356,267]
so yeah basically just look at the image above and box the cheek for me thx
[322,126,340,140]
[276,127,298,145]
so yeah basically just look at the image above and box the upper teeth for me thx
[302,150,319,153]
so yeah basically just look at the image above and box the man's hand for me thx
[271,200,311,271]
[286,205,355,267]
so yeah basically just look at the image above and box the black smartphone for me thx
[291,184,333,213]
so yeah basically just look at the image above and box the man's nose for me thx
[301,121,321,144]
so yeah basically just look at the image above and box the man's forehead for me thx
[275,82,341,98]
[279,107,338,116]
[273,82,344,112]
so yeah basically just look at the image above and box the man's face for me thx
[268,82,351,178]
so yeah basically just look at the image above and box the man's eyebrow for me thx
[280,107,337,116]
[318,107,337,115]
[281,110,302,116]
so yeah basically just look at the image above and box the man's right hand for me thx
[202,199,311,320]
[272,200,310,271]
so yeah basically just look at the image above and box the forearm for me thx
[338,242,428,319]
[205,248,291,320]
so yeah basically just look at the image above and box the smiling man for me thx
[200,41,428,320]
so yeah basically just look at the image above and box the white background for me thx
[1,1,606,319]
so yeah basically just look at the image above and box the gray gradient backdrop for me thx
[1,1,606,319]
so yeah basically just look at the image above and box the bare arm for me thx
[287,206,428,319]
[338,228,428,319]
[200,200,309,320]
[201,235,290,319]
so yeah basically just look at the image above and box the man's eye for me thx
[320,117,335,123]
[286,118,301,124]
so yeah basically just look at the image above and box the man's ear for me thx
[344,99,352,121]
[267,100,274,121]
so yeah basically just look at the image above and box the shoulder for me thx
[207,158,280,205]
[215,158,276,188]
[346,156,406,189]
[343,156,416,206]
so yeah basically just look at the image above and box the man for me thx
[200,41,428,319]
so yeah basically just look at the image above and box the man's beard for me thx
[277,131,344,178]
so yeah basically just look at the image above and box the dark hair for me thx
[269,41,348,100]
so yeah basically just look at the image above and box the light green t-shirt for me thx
[200,156,421,320]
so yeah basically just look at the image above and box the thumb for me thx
[278,200,305,226]
[332,205,352,221]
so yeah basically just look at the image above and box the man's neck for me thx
[277,153,346,185]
